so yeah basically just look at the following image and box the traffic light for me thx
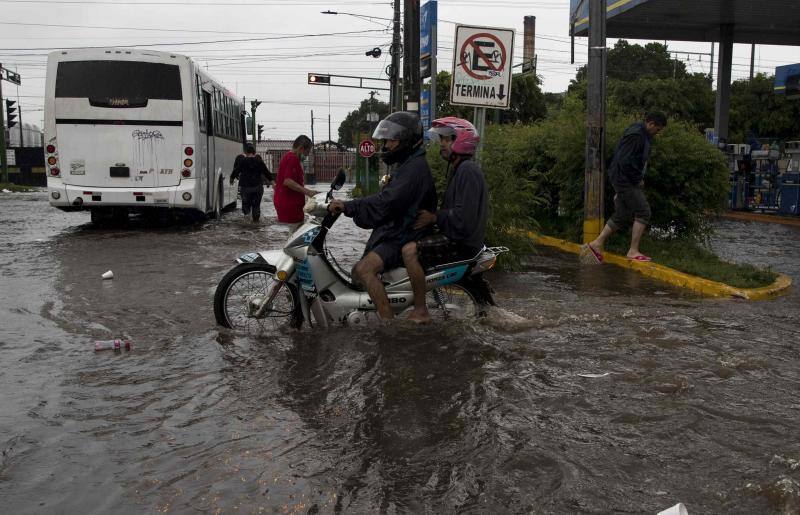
[5,100,17,128]
[245,115,253,135]
[308,73,331,85]
[257,124,264,142]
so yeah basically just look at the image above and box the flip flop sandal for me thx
[581,243,604,264]
[628,255,652,262]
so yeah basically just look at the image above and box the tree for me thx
[609,73,714,128]
[571,40,686,87]
[337,96,390,148]
[499,73,547,124]
[728,74,800,142]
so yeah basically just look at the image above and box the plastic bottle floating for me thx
[94,339,132,352]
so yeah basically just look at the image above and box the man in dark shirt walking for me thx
[401,116,488,324]
[230,144,273,223]
[584,112,666,263]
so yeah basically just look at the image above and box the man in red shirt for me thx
[274,135,318,232]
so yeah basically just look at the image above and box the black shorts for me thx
[366,240,404,272]
[609,187,651,230]
[417,234,480,268]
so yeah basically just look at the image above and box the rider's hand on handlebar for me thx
[413,210,437,230]
[328,199,345,214]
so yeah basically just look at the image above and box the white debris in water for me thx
[1,189,11,193]
[771,455,800,471]
[577,372,612,378]
[481,306,541,332]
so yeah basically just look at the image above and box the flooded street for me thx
[1,189,799,514]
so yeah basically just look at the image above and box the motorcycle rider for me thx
[328,111,437,322]
[401,116,489,324]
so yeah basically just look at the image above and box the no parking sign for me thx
[450,24,515,109]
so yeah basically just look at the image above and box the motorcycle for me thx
[213,170,508,333]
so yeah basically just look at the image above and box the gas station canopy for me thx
[571,0,800,46]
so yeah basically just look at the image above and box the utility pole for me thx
[583,0,606,244]
[310,110,315,145]
[710,42,715,84]
[250,99,262,148]
[390,0,402,111]
[749,43,756,80]
[403,0,421,111]
[328,113,331,143]
[0,63,7,183]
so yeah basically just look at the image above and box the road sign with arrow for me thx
[450,24,514,109]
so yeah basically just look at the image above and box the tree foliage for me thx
[572,40,686,87]
[337,97,391,148]
[728,74,800,142]
[568,40,800,142]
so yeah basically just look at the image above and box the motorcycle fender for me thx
[237,250,294,273]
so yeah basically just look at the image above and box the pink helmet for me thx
[429,116,480,156]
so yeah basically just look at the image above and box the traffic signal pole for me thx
[0,62,7,183]
[250,99,261,148]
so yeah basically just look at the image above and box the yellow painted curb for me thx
[526,232,792,300]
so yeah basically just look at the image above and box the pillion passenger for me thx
[328,111,437,322]
[401,116,489,324]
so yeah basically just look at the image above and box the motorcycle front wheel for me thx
[426,283,480,322]
[214,263,301,333]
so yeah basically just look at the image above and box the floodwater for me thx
[1,189,799,514]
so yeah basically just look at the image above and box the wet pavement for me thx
[1,189,799,514]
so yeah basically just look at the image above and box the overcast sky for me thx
[1,0,798,140]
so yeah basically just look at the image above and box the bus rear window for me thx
[55,61,182,103]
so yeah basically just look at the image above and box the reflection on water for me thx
[1,191,799,513]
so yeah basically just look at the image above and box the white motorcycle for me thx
[213,171,508,333]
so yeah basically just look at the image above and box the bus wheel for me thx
[212,181,223,219]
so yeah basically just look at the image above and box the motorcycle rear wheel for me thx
[426,283,480,322]
[214,263,301,333]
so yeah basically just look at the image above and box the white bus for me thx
[44,49,244,223]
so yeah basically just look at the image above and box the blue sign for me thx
[420,0,437,58]
[421,90,431,133]
[775,63,800,98]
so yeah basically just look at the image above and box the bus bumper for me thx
[48,180,200,210]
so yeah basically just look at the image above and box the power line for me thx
[0,29,387,51]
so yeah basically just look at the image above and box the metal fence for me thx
[259,149,355,185]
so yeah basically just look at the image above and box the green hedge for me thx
[447,99,731,244]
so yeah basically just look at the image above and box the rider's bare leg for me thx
[402,242,431,324]
[353,252,393,321]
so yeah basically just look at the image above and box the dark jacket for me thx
[343,147,437,251]
[231,155,273,190]
[608,122,652,191]
[436,158,488,252]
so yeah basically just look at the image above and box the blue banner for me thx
[420,0,437,58]
[421,90,431,133]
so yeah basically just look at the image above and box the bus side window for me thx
[196,74,206,133]
[214,90,221,135]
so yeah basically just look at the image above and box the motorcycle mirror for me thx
[331,169,347,191]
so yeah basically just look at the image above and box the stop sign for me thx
[359,139,376,158]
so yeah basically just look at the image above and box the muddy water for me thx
[1,189,799,514]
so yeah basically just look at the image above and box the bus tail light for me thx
[46,144,56,154]
[182,192,192,201]
[183,158,193,168]
[50,167,60,176]
[184,147,194,156]
[181,169,191,178]
[47,157,58,166]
